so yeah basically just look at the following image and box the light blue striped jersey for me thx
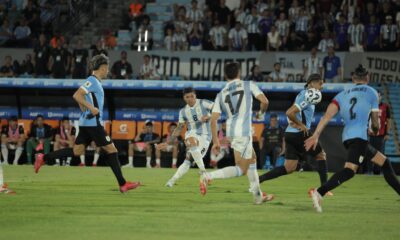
[212,79,263,137]
[179,99,214,141]
[78,75,104,127]
[332,84,379,142]
[286,89,315,133]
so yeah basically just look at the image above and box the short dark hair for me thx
[270,113,278,119]
[91,54,109,70]
[224,62,240,80]
[61,116,69,121]
[169,122,177,127]
[183,87,195,95]
[305,73,322,88]
[36,114,44,120]
[145,121,153,127]
[144,54,150,59]
[9,116,17,122]
[354,64,368,78]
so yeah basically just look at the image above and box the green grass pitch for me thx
[0,165,399,240]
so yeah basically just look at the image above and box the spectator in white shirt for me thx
[275,12,290,48]
[267,25,281,51]
[174,25,188,51]
[288,0,301,23]
[268,63,288,82]
[209,19,227,51]
[186,0,203,23]
[380,15,399,51]
[140,55,160,80]
[14,18,31,47]
[303,47,323,80]
[164,28,176,51]
[244,6,261,50]
[228,21,248,51]
[318,31,335,53]
[347,16,364,52]
[234,0,247,25]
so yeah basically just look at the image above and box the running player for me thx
[34,54,140,193]
[306,65,400,212]
[258,74,329,193]
[202,62,273,204]
[157,87,213,188]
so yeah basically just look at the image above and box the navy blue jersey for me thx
[78,76,104,127]
[332,84,379,142]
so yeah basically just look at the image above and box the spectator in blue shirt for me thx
[333,14,349,51]
[323,47,342,83]
[365,15,380,51]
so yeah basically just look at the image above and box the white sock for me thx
[247,163,261,194]
[209,166,242,180]
[172,158,177,165]
[171,160,191,181]
[156,158,160,165]
[55,158,60,165]
[0,163,4,186]
[66,157,72,165]
[93,153,100,164]
[1,145,8,164]
[189,147,206,171]
[13,147,23,165]
[128,156,133,165]
[80,155,85,164]
[146,157,151,167]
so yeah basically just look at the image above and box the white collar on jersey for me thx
[227,78,242,84]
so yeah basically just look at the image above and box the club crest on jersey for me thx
[106,136,111,142]
[84,81,92,88]
[300,101,307,108]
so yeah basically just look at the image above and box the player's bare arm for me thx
[72,87,98,115]
[256,93,269,113]
[157,122,185,150]
[370,111,380,135]
[211,112,221,155]
[286,105,307,134]
[305,103,339,151]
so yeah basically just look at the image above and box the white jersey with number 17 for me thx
[212,79,263,137]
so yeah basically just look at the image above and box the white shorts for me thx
[185,132,210,158]
[230,136,253,159]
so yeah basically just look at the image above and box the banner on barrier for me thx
[363,54,400,83]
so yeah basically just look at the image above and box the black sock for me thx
[259,166,287,183]
[107,152,126,186]
[44,148,73,162]
[317,168,354,196]
[381,159,400,195]
[317,160,328,185]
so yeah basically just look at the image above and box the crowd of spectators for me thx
[0,0,72,48]
[140,0,400,52]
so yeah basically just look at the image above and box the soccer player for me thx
[202,62,273,204]
[157,87,213,188]
[306,65,400,213]
[1,116,25,165]
[258,74,329,193]
[34,54,140,193]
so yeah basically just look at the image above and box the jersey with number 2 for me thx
[212,79,263,137]
[332,84,379,142]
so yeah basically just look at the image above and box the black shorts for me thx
[284,132,323,160]
[75,126,112,147]
[343,138,377,165]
